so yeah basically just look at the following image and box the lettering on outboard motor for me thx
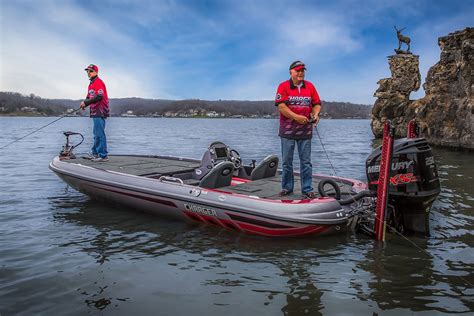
[389,173,418,185]
[367,161,414,174]
[364,134,441,236]
[425,156,435,167]
[184,204,217,217]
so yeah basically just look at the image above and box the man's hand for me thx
[80,101,86,110]
[294,114,309,125]
[311,113,320,127]
[278,103,309,124]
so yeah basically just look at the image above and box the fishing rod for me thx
[0,108,81,150]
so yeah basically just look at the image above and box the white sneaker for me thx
[86,152,98,159]
[91,156,109,162]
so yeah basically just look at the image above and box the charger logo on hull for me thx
[184,204,217,217]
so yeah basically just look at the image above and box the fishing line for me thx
[314,126,338,176]
[371,213,473,287]
[0,108,81,150]
[314,124,362,206]
[314,124,472,287]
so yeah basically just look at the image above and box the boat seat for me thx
[199,161,235,189]
[250,155,279,180]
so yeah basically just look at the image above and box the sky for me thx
[0,0,472,104]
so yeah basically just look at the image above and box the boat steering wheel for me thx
[229,149,242,169]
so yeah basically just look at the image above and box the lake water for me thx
[0,117,472,315]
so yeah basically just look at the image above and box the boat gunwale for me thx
[50,156,352,225]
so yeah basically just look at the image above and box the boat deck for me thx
[219,175,354,200]
[69,155,201,176]
[64,155,355,200]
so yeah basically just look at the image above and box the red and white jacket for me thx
[275,79,321,139]
[85,76,109,118]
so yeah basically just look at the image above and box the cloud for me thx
[200,2,365,101]
[276,17,360,53]
[0,1,168,99]
[1,0,472,104]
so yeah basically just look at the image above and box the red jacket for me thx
[85,76,109,118]
[275,79,321,139]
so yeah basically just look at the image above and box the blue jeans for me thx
[281,137,313,194]
[92,117,108,158]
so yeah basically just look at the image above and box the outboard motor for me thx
[365,121,440,235]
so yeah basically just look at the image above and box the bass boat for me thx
[50,121,440,238]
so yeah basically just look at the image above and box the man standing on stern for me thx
[80,64,110,162]
[275,61,321,198]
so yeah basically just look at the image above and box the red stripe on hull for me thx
[183,211,331,237]
[83,183,336,238]
[236,222,330,237]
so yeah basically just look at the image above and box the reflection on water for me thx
[51,194,334,314]
[0,118,473,315]
[49,189,473,315]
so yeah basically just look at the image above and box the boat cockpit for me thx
[157,141,279,189]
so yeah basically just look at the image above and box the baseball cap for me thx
[84,64,99,72]
[289,61,306,71]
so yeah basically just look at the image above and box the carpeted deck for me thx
[65,154,355,200]
[65,155,200,176]
[218,174,354,200]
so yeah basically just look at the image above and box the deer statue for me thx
[394,26,411,53]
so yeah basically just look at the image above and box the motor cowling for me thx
[365,137,440,235]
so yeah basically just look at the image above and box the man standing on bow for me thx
[275,61,321,199]
[80,64,110,162]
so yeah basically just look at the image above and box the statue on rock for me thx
[371,53,420,138]
[394,26,411,54]
[372,27,473,150]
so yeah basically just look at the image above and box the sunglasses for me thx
[86,70,95,73]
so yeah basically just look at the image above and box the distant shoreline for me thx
[0,114,370,119]
[0,92,373,119]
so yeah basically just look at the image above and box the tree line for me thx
[0,91,372,118]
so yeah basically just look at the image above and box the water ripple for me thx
[0,118,472,315]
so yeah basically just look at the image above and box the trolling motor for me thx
[59,131,84,160]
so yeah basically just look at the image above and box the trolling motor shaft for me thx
[59,131,84,160]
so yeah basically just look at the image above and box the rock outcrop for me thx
[371,27,473,150]
[371,54,421,137]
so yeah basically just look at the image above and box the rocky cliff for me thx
[371,54,421,136]
[372,27,473,150]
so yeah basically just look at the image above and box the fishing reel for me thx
[308,113,321,125]
[59,131,84,160]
